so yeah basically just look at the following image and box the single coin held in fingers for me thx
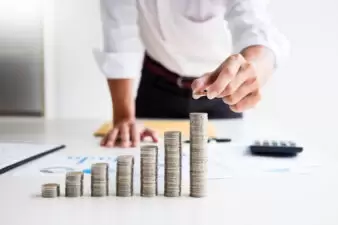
[192,90,207,99]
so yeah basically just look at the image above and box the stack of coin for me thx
[140,145,158,197]
[91,163,109,197]
[189,112,208,198]
[164,131,182,197]
[65,171,84,197]
[41,183,60,198]
[116,155,134,197]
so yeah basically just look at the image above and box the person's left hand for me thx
[191,53,264,112]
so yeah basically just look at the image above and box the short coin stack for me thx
[65,171,84,197]
[116,155,134,197]
[140,145,158,197]
[41,183,60,198]
[189,112,208,197]
[91,163,109,197]
[164,131,182,197]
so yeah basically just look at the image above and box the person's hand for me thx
[191,52,271,112]
[100,118,158,148]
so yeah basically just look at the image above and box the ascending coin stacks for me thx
[41,112,208,198]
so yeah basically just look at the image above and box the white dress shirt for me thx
[93,0,289,79]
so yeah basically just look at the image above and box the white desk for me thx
[0,117,338,225]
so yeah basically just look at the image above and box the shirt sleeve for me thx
[93,0,144,79]
[225,0,290,68]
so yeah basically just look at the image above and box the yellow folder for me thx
[94,120,216,138]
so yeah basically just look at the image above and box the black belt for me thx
[143,54,195,89]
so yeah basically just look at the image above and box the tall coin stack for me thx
[41,183,60,198]
[140,145,158,197]
[91,163,109,197]
[189,112,208,198]
[164,131,182,197]
[65,171,84,197]
[116,155,134,197]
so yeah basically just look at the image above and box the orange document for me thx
[94,120,216,138]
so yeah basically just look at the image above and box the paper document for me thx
[11,144,320,178]
[94,120,216,138]
[11,145,231,180]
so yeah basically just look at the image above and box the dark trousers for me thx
[135,55,242,119]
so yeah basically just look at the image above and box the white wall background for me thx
[44,0,338,126]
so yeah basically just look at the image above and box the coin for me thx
[140,145,158,197]
[116,155,134,197]
[91,163,109,197]
[164,131,182,197]
[65,171,84,197]
[41,183,60,198]
[189,113,208,198]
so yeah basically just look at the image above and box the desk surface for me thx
[0,117,337,225]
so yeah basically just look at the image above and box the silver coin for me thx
[189,112,208,198]
[140,145,158,197]
[91,163,109,197]
[164,131,182,198]
[41,183,60,198]
[116,155,134,197]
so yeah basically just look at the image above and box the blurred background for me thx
[0,0,337,127]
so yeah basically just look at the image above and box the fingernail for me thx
[207,91,217,99]
[230,105,239,112]
[192,93,201,99]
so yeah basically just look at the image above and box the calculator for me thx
[249,140,303,156]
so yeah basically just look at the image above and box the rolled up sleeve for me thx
[225,0,290,68]
[93,0,144,79]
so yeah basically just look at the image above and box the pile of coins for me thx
[65,171,84,197]
[116,155,134,197]
[91,163,109,197]
[189,112,208,197]
[140,145,158,197]
[41,183,60,198]
[164,131,182,197]
[40,113,210,199]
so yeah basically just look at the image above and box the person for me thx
[93,0,289,148]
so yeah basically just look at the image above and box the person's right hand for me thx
[100,118,158,148]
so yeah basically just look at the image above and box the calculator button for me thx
[271,141,278,146]
[263,140,269,146]
[254,140,260,145]
[280,141,287,146]
[288,141,296,147]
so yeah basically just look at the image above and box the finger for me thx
[100,134,108,146]
[119,123,131,148]
[192,89,207,100]
[130,123,140,147]
[141,128,159,143]
[206,54,245,99]
[106,128,119,147]
[230,90,261,112]
[191,72,215,95]
[219,62,255,97]
[222,77,259,105]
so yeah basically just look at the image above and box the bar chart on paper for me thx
[11,150,232,180]
[9,144,320,178]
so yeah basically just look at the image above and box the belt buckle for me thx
[176,77,183,88]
